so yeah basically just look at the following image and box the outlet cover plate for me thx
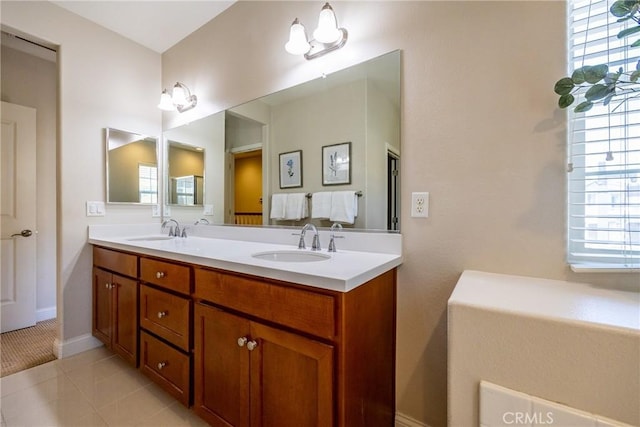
[411,192,429,218]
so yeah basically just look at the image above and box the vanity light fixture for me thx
[285,2,348,60]
[158,82,198,113]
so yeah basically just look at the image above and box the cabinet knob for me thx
[156,271,166,279]
[157,311,168,319]
[105,283,115,289]
[247,340,258,351]
[157,362,166,370]
[237,337,248,347]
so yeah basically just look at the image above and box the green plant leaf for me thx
[617,25,640,39]
[585,84,613,101]
[554,77,575,95]
[558,94,575,108]
[604,72,621,84]
[610,0,638,16]
[572,68,586,84]
[584,64,608,84]
[575,101,594,113]
[603,92,615,106]
[631,70,640,82]
[632,39,640,47]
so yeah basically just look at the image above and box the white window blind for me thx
[567,0,640,269]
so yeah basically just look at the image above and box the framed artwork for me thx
[322,142,351,186]
[279,150,303,188]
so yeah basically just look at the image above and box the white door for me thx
[1,101,37,333]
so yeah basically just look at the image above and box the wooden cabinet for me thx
[92,244,396,426]
[193,303,334,427]
[193,267,396,427]
[92,247,138,366]
[138,256,193,406]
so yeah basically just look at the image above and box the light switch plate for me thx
[203,204,214,216]
[86,201,105,217]
[152,205,161,217]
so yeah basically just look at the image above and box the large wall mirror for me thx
[106,128,158,204]
[162,49,400,231]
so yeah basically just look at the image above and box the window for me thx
[138,164,158,204]
[567,0,640,269]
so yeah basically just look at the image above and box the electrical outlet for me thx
[411,192,429,218]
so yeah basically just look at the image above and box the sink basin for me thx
[251,250,330,263]
[126,236,175,242]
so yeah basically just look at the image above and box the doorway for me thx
[387,150,400,231]
[0,28,58,371]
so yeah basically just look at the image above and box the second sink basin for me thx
[252,250,330,263]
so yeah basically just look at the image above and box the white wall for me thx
[161,2,638,425]
[1,45,57,320]
[1,1,161,344]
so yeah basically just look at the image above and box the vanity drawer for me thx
[140,284,191,351]
[93,247,137,278]
[139,330,190,406]
[194,268,336,340]
[140,257,191,295]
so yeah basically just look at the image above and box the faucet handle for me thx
[168,226,176,237]
[328,235,344,252]
[181,227,187,238]
[311,234,321,251]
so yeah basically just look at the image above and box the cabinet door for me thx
[112,273,138,365]
[250,322,334,427]
[92,267,112,345]
[193,303,250,427]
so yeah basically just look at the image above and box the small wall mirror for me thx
[168,141,205,206]
[105,128,158,204]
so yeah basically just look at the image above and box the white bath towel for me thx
[270,193,287,220]
[284,193,308,220]
[330,191,358,224]
[311,192,332,219]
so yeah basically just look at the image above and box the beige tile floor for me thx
[0,346,207,427]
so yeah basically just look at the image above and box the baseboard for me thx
[396,412,430,427]
[53,333,103,359]
[36,307,56,322]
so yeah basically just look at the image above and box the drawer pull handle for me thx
[156,271,166,279]
[247,340,258,351]
[157,362,166,370]
[105,283,115,289]
[237,337,248,347]
[157,311,168,319]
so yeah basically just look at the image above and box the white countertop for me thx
[449,270,640,333]
[88,224,402,292]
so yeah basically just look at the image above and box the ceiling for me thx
[50,1,235,53]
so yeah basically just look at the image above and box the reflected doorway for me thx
[387,150,400,231]
[233,149,263,225]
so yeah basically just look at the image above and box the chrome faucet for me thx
[161,219,181,237]
[194,218,210,225]
[298,223,321,251]
[328,223,344,252]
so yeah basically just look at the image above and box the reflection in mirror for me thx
[106,128,158,204]
[168,141,205,206]
[162,50,400,231]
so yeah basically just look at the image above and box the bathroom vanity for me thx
[89,225,402,426]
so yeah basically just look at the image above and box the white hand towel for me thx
[284,193,308,220]
[330,191,358,224]
[311,192,332,219]
[270,193,287,220]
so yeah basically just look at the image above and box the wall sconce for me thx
[285,2,348,60]
[158,82,197,113]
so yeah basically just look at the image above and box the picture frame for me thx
[279,150,303,188]
[322,142,351,186]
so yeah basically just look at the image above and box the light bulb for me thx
[313,3,341,44]
[158,90,176,111]
[172,83,188,106]
[285,18,311,55]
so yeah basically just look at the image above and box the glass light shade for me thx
[172,83,188,106]
[157,90,176,111]
[313,3,341,44]
[285,19,311,55]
